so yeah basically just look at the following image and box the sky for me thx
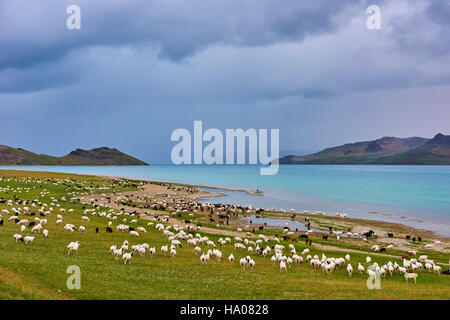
[1,0,450,164]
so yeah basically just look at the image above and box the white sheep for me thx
[358,263,365,275]
[67,241,80,255]
[200,253,208,264]
[347,264,353,276]
[280,260,287,272]
[433,265,442,275]
[404,272,417,283]
[123,253,133,264]
[13,234,23,243]
[24,236,35,244]
[137,227,146,233]
[130,230,139,237]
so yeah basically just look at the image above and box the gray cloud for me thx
[1,0,449,163]
[0,0,356,70]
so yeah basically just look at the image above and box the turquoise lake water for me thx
[1,165,449,236]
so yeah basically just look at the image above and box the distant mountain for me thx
[0,146,148,166]
[374,134,450,165]
[279,134,450,165]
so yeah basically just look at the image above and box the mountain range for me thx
[0,146,148,166]
[279,133,450,165]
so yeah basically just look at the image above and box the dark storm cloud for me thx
[0,0,356,71]
[1,0,450,164]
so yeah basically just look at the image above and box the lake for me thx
[1,164,449,236]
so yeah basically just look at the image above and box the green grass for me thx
[0,169,449,300]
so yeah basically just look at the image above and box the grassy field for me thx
[0,169,449,300]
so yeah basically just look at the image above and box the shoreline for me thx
[1,168,449,241]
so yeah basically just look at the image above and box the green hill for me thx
[279,134,450,165]
[0,145,148,166]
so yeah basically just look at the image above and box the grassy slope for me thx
[0,170,449,300]
[0,146,148,166]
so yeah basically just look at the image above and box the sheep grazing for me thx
[249,258,256,269]
[137,227,146,233]
[200,253,208,264]
[228,253,234,264]
[170,248,177,259]
[388,264,394,276]
[347,264,353,276]
[123,253,133,264]
[64,224,76,232]
[130,230,139,237]
[194,246,201,255]
[271,255,277,265]
[13,234,23,243]
[43,229,48,238]
[358,263,365,275]
[31,223,42,233]
[404,272,418,284]
[17,219,29,226]
[67,241,80,255]
[79,226,86,233]
[280,260,287,272]
[398,267,407,274]
[161,245,168,256]
[366,256,371,264]
[171,240,182,248]
[113,248,123,260]
[24,236,35,244]
[434,265,442,275]
[239,258,247,268]
[149,247,156,256]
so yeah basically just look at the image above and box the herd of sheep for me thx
[0,175,448,290]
